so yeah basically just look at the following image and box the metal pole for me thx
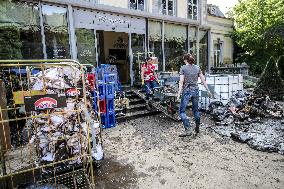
[67,5,77,60]
[162,20,165,71]
[208,29,212,74]
[39,2,47,59]
[196,27,200,66]
[129,33,133,86]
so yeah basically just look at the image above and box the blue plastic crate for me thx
[97,83,106,100]
[104,73,117,83]
[105,83,115,99]
[95,68,104,81]
[100,113,108,129]
[106,98,115,111]
[108,111,116,128]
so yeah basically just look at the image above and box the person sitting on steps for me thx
[141,57,159,100]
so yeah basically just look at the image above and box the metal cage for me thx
[0,59,102,189]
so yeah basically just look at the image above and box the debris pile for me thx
[207,91,284,154]
[26,66,103,164]
[208,91,283,125]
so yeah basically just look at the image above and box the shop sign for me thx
[65,88,83,97]
[98,15,130,26]
[24,94,67,112]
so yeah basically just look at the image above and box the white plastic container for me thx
[198,74,243,109]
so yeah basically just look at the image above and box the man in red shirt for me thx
[141,57,159,99]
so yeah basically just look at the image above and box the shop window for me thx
[164,23,187,71]
[130,0,145,11]
[189,26,197,58]
[199,30,208,73]
[0,0,43,60]
[162,0,176,16]
[188,0,198,20]
[42,4,70,59]
[214,41,222,67]
[75,28,96,65]
[131,33,146,84]
[149,21,163,71]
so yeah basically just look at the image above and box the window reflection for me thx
[189,26,197,57]
[42,4,70,59]
[199,30,208,73]
[164,23,187,71]
[75,28,96,65]
[132,33,145,84]
[0,0,42,59]
[149,21,163,71]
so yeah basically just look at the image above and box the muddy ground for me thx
[95,114,284,189]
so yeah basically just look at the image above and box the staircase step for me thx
[129,99,145,105]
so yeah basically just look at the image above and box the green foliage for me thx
[0,26,22,59]
[243,79,256,89]
[232,0,284,75]
[254,57,284,100]
[277,55,284,80]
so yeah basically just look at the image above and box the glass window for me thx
[189,26,197,58]
[132,33,146,84]
[0,0,42,60]
[129,0,145,11]
[149,21,163,71]
[188,0,198,20]
[199,30,208,73]
[164,23,187,71]
[42,4,70,59]
[214,41,222,67]
[161,0,176,16]
[75,29,96,65]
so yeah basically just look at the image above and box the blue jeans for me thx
[179,86,200,130]
[144,80,159,98]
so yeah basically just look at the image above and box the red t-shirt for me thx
[142,63,156,81]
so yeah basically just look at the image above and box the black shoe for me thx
[195,121,200,134]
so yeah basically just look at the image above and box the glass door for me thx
[75,28,96,66]
[131,33,146,86]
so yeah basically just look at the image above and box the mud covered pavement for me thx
[95,115,284,189]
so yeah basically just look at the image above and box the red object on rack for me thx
[87,73,96,91]
[99,99,106,114]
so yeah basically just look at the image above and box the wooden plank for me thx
[0,79,11,151]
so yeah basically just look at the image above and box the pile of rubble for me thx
[207,91,284,154]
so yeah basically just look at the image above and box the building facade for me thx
[0,0,233,84]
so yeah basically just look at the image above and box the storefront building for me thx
[0,0,233,84]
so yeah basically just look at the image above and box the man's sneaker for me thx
[179,129,194,137]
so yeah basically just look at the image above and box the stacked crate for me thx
[198,74,244,110]
[95,64,117,129]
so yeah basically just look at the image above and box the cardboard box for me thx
[13,90,46,104]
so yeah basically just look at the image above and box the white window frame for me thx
[187,0,198,20]
[129,0,146,11]
[161,0,176,16]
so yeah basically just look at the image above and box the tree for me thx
[254,57,284,100]
[0,25,22,59]
[277,55,284,80]
[232,0,284,75]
